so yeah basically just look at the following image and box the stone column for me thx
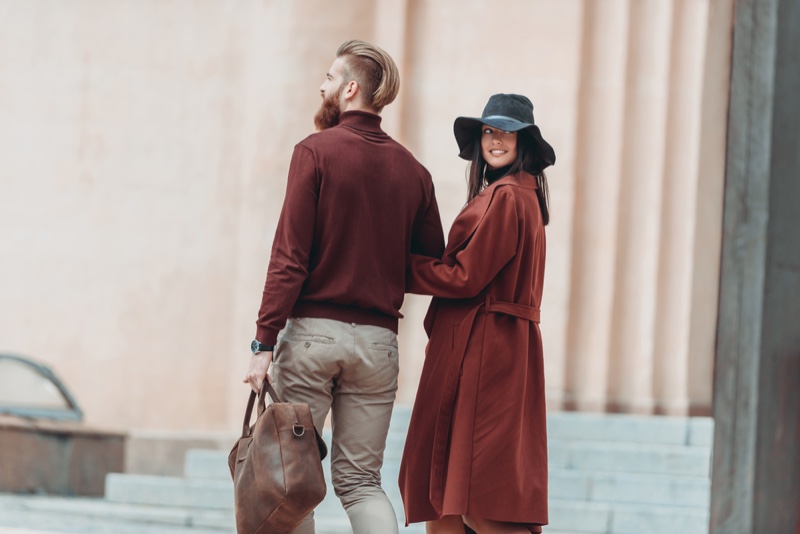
[564,0,629,412]
[651,0,710,415]
[374,0,410,141]
[606,0,674,413]
[686,0,734,415]
[710,0,800,530]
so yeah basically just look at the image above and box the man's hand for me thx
[243,352,273,393]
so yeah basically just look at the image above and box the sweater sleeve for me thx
[407,188,518,299]
[410,179,445,258]
[255,145,318,345]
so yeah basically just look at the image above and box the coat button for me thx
[304,341,311,348]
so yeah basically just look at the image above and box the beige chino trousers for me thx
[269,317,401,534]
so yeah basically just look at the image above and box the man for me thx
[244,40,444,534]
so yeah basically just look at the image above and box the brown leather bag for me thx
[228,380,328,534]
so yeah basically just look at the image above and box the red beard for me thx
[314,85,343,131]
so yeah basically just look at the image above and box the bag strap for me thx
[265,380,282,403]
[240,379,283,438]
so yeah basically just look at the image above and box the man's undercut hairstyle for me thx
[336,40,400,112]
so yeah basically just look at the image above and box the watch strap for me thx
[251,340,275,354]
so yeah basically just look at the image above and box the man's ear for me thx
[342,80,359,101]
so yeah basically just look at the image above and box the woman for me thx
[399,94,555,534]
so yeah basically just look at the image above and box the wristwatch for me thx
[251,340,275,355]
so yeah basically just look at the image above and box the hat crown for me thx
[452,92,555,167]
[481,94,535,125]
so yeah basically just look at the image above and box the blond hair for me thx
[336,40,400,112]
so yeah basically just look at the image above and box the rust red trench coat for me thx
[398,172,548,530]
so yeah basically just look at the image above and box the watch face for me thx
[251,340,259,353]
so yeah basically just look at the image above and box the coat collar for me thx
[337,110,384,133]
[444,172,537,257]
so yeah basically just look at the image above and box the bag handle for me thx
[239,379,329,461]
[240,379,283,437]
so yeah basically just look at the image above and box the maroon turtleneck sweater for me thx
[255,111,445,345]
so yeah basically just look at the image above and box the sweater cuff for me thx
[255,327,279,347]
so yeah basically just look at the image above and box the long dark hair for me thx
[465,130,550,225]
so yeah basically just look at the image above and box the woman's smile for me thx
[481,127,518,169]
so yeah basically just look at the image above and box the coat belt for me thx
[429,294,540,513]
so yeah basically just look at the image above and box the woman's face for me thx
[481,126,518,169]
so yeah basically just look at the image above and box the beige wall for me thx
[0,0,733,434]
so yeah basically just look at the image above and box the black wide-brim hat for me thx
[453,93,556,168]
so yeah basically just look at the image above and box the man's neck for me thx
[341,101,380,115]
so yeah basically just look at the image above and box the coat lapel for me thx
[444,173,537,258]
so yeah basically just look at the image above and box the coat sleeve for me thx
[407,188,518,299]
[255,144,318,345]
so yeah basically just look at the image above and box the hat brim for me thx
[453,116,556,168]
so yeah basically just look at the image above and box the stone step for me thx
[0,494,230,533]
[547,440,711,476]
[184,447,401,482]
[546,412,713,446]
[105,474,234,510]
[108,411,714,534]
[0,492,354,533]
[186,438,710,482]
[110,467,708,513]
[185,433,408,481]
[184,450,231,480]
[606,502,709,534]
[390,409,714,445]
[549,469,710,508]
[393,408,714,444]
[548,499,708,534]
[376,463,710,506]
[0,493,708,534]
[209,409,713,469]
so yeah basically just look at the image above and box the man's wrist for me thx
[250,339,275,355]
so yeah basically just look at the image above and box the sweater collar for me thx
[338,110,384,133]
[485,164,513,184]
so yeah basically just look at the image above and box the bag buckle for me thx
[292,424,305,437]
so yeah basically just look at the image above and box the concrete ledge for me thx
[0,416,125,496]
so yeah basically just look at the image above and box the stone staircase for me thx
[544,412,713,533]
[0,408,713,534]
